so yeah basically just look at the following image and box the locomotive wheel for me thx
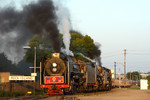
[45,57,66,76]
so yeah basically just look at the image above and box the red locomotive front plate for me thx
[44,76,64,84]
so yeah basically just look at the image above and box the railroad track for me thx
[5,95,79,100]
[1,89,112,100]
[5,95,49,100]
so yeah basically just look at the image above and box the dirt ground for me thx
[43,88,150,100]
[1,88,149,100]
[77,88,150,100]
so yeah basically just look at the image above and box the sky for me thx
[65,0,150,73]
[1,0,150,73]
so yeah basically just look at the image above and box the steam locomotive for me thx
[40,53,112,95]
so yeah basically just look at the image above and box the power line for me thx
[127,50,150,55]
[128,53,150,55]
[128,66,150,68]
[102,50,150,57]
[128,50,150,52]
[102,50,121,55]
[101,54,122,58]
[102,49,150,74]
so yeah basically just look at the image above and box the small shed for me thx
[140,79,148,90]
[0,72,10,83]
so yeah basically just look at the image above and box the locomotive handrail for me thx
[29,67,40,68]
[68,61,70,84]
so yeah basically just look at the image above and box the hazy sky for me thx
[65,0,150,73]
[1,0,150,73]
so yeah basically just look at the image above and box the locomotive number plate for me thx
[44,76,64,84]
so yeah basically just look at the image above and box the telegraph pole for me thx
[114,62,116,79]
[33,46,36,96]
[119,69,121,88]
[23,46,36,95]
[34,47,36,75]
[139,71,140,81]
[124,49,126,87]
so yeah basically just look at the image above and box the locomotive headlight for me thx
[52,68,57,72]
[52,63,57,67]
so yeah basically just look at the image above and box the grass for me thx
[0,90,45,97]
[129,84,150,90]
[0,90,25,97]
[129,87,140,90]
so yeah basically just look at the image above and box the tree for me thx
[25,32,100,64]
[0,53,31,75]
[70,33,99,60]
[25,35,53,66]
[147,75,150,89]
[127,71,141,80]
[0,53,13,72]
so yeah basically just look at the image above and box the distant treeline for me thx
[0,53,31,75]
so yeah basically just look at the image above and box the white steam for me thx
[77,53,95,62]
[0,32,30,64]
[56,4,72,55]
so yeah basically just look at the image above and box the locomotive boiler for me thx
[40,53,112,95]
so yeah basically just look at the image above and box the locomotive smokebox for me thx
[45,53,66,76]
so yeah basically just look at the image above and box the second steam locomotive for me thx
[40,53,112,95]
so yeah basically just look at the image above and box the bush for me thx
[147,75,150,89]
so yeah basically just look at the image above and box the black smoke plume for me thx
[94,42,102,66]
[0,7,33,63]
[0,0,60,63]
[24,0,60,52]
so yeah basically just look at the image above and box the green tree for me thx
[25,32,100,64]
[147,75,150,89]
[0,53,13,72]
[127,71,141,80]
[70,33,98,60]
[25,35,52,66]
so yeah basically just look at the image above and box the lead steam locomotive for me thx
[40,53,112,95]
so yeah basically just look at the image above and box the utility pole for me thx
[33,46,36,96]
[114,62,116,79]
[119,69,121,88]
[139,71,140,81]
[34,47,36,75]
[23,45,36,95]
[124,49,126,87]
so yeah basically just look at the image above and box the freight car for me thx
[40,53,112,95]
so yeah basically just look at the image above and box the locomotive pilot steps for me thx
[40,53,112,95]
